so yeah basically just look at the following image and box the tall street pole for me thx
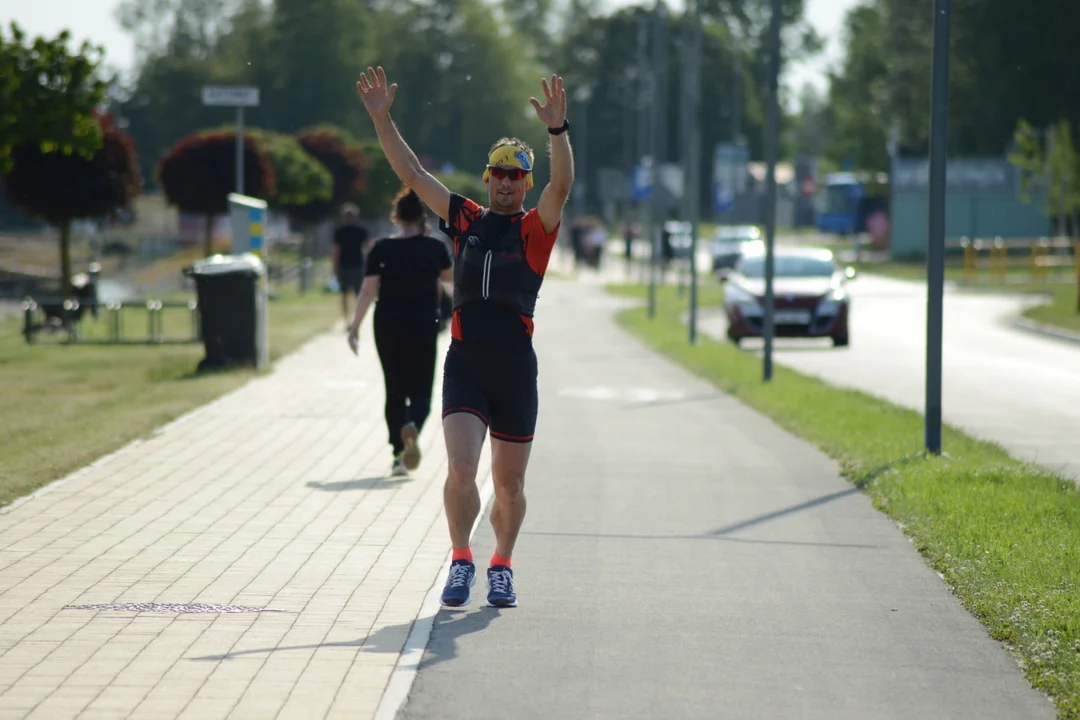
[925,0,952,454]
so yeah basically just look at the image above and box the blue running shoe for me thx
[440,560,475,607]
[486,565,517,608]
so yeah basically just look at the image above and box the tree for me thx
[157,130,276,256]
[207,126,333,211]
[822,2,889,170]
[370,0,546,176]
[2,111,142,296]
[282,125,366,226]
[1009,119,1080,237]
[787,82,830,159]
[556,7,761,216]
[355,139,401,218]
[264,0,369,133]
[115,0,231,62]
[503,0,558,64]
[0,23,108,173]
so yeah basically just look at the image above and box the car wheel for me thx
[832,335,849,347]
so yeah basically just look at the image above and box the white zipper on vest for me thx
[482,250,492,299]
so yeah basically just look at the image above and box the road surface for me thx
[699,274,1080,479]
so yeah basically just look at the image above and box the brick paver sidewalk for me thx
[0,320,485,719]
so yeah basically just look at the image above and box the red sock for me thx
[452,547,473,563]
[490,552,512,568]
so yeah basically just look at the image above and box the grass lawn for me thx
[608,281,1080,720]
[0,283,341,509]
[852,259,1080,335]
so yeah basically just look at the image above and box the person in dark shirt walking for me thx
[347,187,453,477]
[332,203,370,321]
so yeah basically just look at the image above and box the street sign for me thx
[632,163,652,201]
[713,184,734,214]
[713,143,749,195]
[202,86,261,195]
[202,86,260,107]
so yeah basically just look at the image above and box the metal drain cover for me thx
[63,602,289,614]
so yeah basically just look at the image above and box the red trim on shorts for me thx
[443,406,489,426]
[490,429,534,444]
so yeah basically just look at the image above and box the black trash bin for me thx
[184,254,268,372]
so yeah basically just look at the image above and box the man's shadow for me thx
[306,477,412,492]
[189,606,501,670]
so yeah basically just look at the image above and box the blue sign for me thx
[632,164,652,201]
[249,207,264,250]
[714,185,734,214]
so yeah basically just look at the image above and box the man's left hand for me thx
[530,74,567,129]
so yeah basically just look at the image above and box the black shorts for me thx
[338,267,365,295]
[441,340,538,443]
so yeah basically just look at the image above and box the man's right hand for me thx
[357,66,397,119]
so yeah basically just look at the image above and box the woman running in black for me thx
[357,66,574,608]
[347,187,453,477]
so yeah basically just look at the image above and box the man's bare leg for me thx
[443,413,487,546]
[484,438,532,608]
[439,412,487,607]
[489,439,531,558]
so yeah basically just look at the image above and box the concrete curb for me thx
[1013,316,1080,345]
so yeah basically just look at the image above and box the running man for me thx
[357,66,573,608]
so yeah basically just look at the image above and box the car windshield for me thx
[737,255,835,278]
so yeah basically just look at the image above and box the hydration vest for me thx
[452,210,543,318]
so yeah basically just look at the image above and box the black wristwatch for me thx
[548,119,570,135]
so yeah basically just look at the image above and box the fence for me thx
[22,296,200,345]
[953,236,1079,284]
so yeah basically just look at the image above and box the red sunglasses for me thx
[487,166,528,181]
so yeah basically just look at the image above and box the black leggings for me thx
[373,308,440,454]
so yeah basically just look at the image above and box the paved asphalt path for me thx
[398,278,1054,720]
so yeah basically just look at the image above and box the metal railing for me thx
[954,236,1079,283]
[21,296,200,345]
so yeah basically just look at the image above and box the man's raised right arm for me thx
[370,115,451,224]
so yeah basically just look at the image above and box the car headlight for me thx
[817,288,846,315]
[726,285,762,315]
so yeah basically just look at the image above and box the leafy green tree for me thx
[822,2,889,170]
[1009,119,1080,236]
[283,125,366,227]
[206,125,333,211]
[0,23,108,173]
[2,112,142,295]
[369,0,546,175]
[355,140,401,218]
[264,0,369,133]
[157,130,276,255]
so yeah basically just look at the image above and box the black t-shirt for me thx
[334,224,369,269]
[364,234,453,321]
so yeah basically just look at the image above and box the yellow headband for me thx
[482,145,534,190]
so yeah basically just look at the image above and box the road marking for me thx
[557,385,687,403]
[374,470,495,720]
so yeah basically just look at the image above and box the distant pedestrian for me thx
[332,203,369,321]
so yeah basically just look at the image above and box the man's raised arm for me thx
[532,75,574,235]
[358,66,452,223]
